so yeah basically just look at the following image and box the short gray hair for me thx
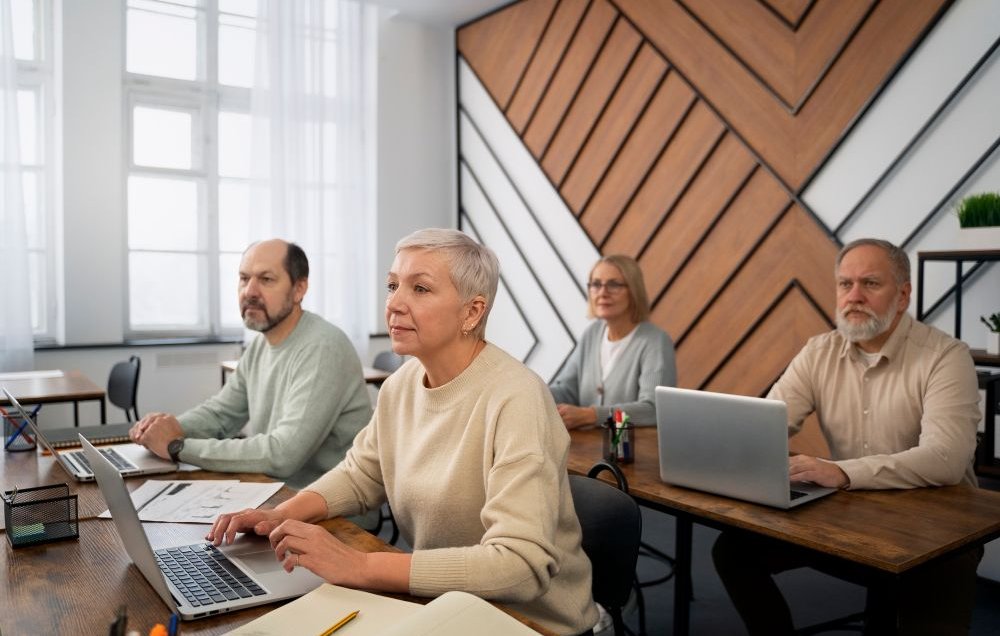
[395,228,499,339]
[836,238,910,285]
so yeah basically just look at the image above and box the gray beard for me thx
[242,300,294,333]
[836,306,896,343]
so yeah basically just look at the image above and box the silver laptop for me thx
[2,386,176,482]
[80,436,324,620]
[655,386,836,509]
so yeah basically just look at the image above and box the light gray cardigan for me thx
[549,320,676,426]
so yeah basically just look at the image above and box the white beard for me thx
[836,303,897,343]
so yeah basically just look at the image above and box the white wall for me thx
[60,0,125,344]
[373,11,457,331]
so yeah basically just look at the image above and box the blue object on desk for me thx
[3,403,40,452]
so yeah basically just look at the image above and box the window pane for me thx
[129,252,202,327]
[326,0,339,27]
[323,39,337,98]
[128,176,199,250]
[17,89,37,165]
[323,122,336,183]
[219,0,256,18]
[133,106,194,169]
[127,7,198,80]
[218,111,251,178]
[218,179,251,251]
[28,251,45,333]
[11,0,35,61]
[219,252,242,328]
[219,17,256,88]
[22,171,41,248]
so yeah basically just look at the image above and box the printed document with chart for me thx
[99,480,284,522]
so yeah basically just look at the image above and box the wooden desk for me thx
[1,451,550,635]
[220,360,391,387]
[0,370,106,426]
[567,427,1000,635]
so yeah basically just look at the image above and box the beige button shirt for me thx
[768,312,981,489]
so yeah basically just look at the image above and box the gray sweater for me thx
[177,310,372,489]
[549,320,676,426]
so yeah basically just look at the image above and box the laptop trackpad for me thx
[235,550,285,574]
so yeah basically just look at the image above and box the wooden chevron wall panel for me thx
[455,0,558,110]
[458,0,1000,457]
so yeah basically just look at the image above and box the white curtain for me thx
[249,0,376,352]
[0,0,32,371]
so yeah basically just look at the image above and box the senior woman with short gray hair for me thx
[207,228,598,636]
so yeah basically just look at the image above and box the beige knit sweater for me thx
[305,343,598,635]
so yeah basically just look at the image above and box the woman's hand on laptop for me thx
[206,508,285,545]
[789,455,850,489]
[269,519,412,593]
[207,490,329,546]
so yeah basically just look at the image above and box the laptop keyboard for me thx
[790,490,808,500]
[155,543,266,607]
[71,447,136,472]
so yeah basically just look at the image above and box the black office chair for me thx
[107,355,141,422]
[587,461,655,635]
[571,472,643,636]
[372,350,404,373]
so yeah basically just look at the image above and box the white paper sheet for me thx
[99,479,284,523]
[0,370,64,380]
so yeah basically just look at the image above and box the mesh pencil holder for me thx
[3,484,79,548]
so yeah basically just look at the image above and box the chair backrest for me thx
[107,355,141,422]
[372,350,404,372]
[569,474,642,614]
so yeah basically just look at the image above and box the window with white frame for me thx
[13,0,56,340]
[124,0,256,336]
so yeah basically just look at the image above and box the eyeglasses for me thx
[588,280,628,293]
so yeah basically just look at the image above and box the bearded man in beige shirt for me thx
[713,238,983,636]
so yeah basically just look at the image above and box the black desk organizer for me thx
[3,484,79,548]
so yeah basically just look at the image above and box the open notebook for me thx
[223,584,539,636]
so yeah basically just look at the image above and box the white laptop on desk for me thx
[2,386,176,482]
[80,436,324,620]
[655,386,836,509]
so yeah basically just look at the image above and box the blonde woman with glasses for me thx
[550,255,676,429]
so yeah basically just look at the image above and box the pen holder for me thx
[3,483,79,548]
[602,420,635,464]
[3,409,37,452]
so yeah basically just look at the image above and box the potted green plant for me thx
[982,312,1000,355]
[956,192,1000,228]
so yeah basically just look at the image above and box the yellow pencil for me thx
[318,610,359,636]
